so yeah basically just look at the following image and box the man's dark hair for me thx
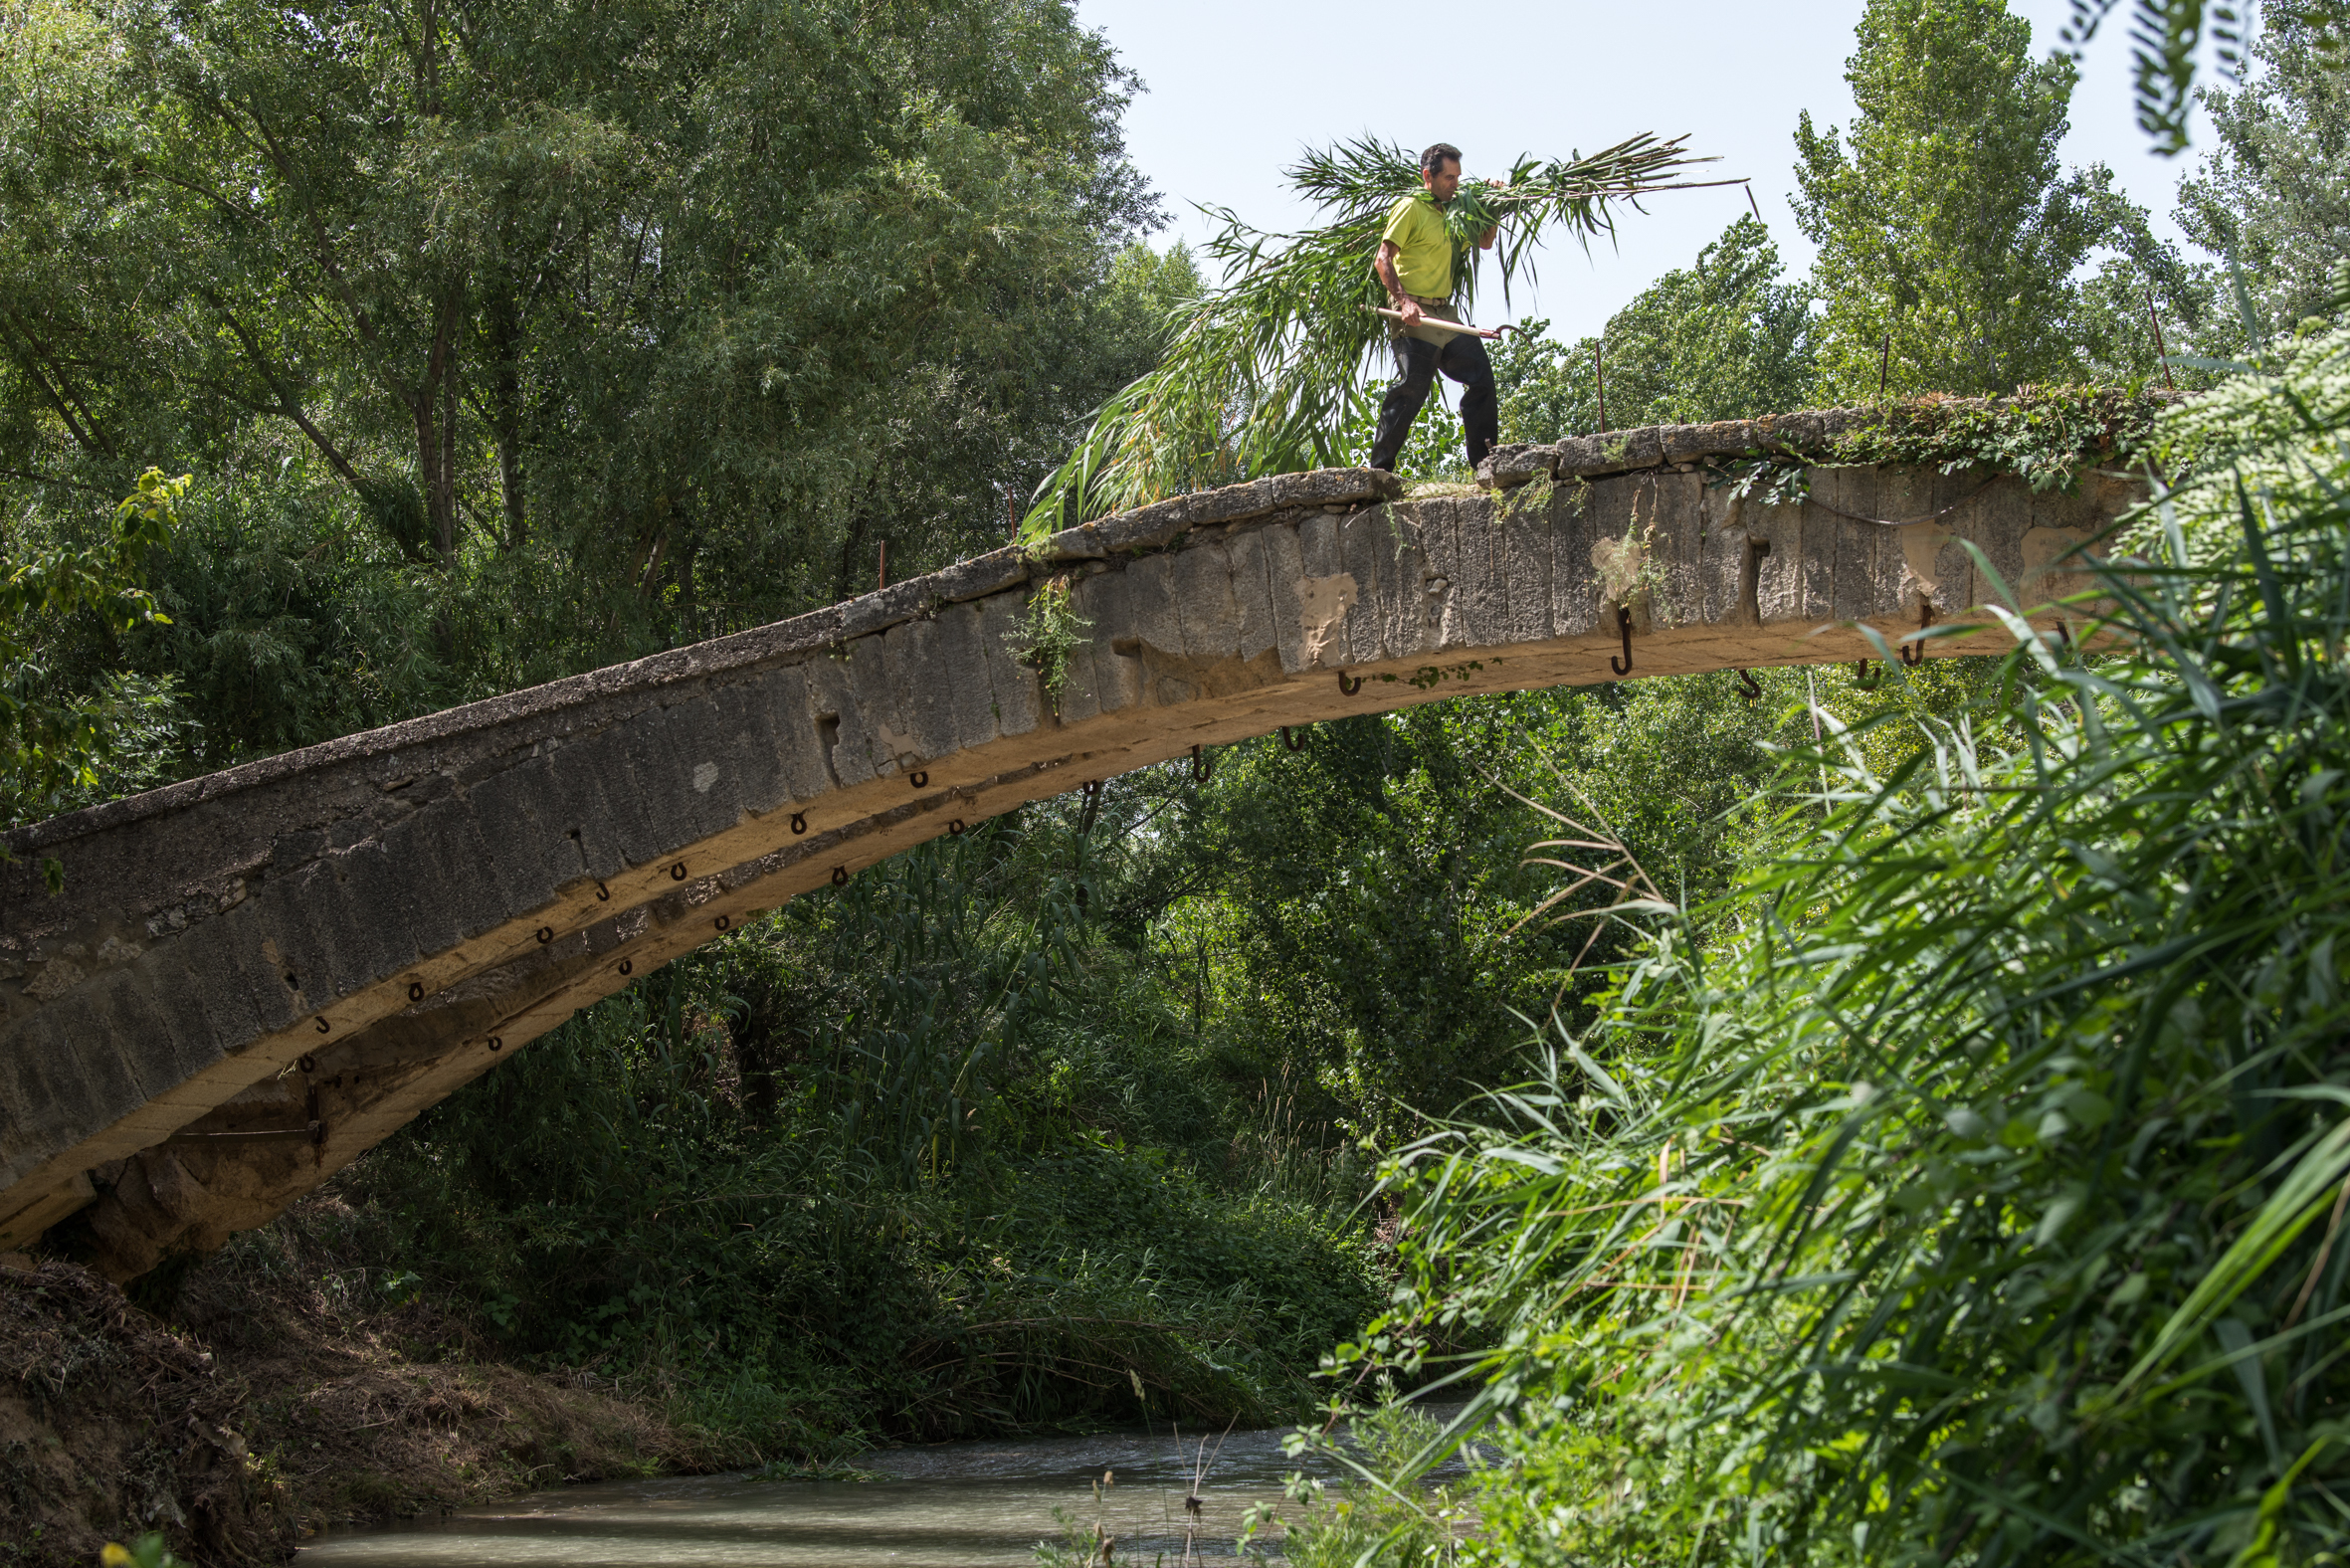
[1420,143,1463,178]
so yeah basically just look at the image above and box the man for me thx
[1368,143,1501,474]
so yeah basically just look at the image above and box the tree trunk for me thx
[485,284,525,548]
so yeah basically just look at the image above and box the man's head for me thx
[1419,143,1463,202]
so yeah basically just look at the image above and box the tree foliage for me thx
[0,0,1172,778]
[1795,0,2165,400]
[0,467,185,850]
[2177,16,2350,337]
[1495,215,1814,444]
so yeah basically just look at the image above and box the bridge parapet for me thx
[0,435,2140,1277]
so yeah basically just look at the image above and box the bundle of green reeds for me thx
[1017,135,1723,539]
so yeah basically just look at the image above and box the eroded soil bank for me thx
[0,1198,714,1568]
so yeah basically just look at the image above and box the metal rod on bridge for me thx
[2145,284,2176,390]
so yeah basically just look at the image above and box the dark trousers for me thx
[1367,331,1499,472]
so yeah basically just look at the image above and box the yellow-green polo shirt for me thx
[1380,193,1453,298]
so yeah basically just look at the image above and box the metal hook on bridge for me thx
[1609,604,1635,677]
[1900,602,1932,668]
[1190,744,1213,784]
[1279,726,1307,752]
[1336,671,1364,695]
[1736,668,1761,701]
[1852,659,1882,691]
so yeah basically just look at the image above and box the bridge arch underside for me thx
[0,458,2139,1278]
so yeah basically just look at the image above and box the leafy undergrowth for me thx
[1,1228,709,1568]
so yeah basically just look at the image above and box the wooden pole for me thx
[1595,341,1609,433]
[1367,305,1501,338]
[878,540,887,591]
[2145,284,2177,389]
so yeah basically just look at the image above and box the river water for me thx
[295,1414,1448,1566]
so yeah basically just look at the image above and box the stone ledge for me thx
[1040,467,1402,559]
[1476,407,1891,490]
[2,468,1401,866]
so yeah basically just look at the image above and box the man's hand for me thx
[1400,296,1424,326]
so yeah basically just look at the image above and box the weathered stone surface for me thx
[0,456,2150,1277]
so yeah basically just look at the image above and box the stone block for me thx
[1497,495,1555,647]
[1475,443,1558,490]
[1339,503,1409,666]
[167,909,272,1046]
[1557,425,1663,478]
[344,826,453,962]
[466,754,576,915]
[0,1013,96,1184]
[1262,522,1313,676]
[43,1000,143,1143]
[1225,526,1281,665]
[1070,569,1147,716]
[881,618,957,764]
[298,854,396,1002]
[130,950,227,1087]
[707,679,792,819]
[247,867,338,1011]
[1121,553,1186,662]
[380,794,507,946]
[796,653,878,788]
[1646,471,1711,630]
[753,666,836,805]
[838,578,935,642]
[79,968,182,1100]
[556,724,664,876]
[329,838,433,984]
[1454,499,1510,651]
[932,602,1003,752]
[1173,539,1243,662]
[1548,480,1605,640]
[650,694,750,844]
[976,592,1044,738]
[1753,487,1830,626]
[843,634,911,777]
[931,546,1031,606]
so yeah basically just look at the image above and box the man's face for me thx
[1422,157,1462,204]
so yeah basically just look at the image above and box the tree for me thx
[1794,0,2158,399]
[0,0,1171,775]
[2176,15,2350,336]
[1494,214,1814,443]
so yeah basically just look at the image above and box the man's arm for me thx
[1374,241,1422,325]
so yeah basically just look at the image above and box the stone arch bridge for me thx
[0,409,2141,1278]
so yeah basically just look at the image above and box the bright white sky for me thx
[1075,0,2220,342]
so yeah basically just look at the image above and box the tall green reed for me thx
[1344,316,2350,1563]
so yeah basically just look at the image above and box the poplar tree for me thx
[1793,0,2150,398]
[2176,16,2350,335]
